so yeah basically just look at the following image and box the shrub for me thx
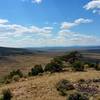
[67,92,89,100]
[95,62,100,71]
[0,95,3,100]
[3,69,23,84]
[76,83,99,95]
[78,79,85,84]
[44,61,63,73]
[72,61,84,71]
[29,65,44,76]
[34,65,44,73]
[52,57,63,65]
[87,62,96,68]
[4,79,11,84]
[9,69,23,79]
[2,89,12,100]
[61,51,82,63]
[12,75,20,82]
[56,79,75,96]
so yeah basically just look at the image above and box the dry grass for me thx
[0,52,100,100]
[0,54,53,78]
[0,52,100,78]
[0,70,100,100]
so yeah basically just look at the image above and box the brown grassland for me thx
[0,52,100,100]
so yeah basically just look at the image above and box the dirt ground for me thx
[0,70,100,100]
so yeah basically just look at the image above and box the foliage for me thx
[56,79,75,96]
[12,75,20,82]
[9,69,23,78]
[0,95,3,100]
[95,62,100,71]
[3,69,23,84]
[75,83,100,95]
[86,62,96,68]
[61,51,82,63]
[28,65,44,76]
[72,61,84,71]
[44,61,63,73]
[52,57,63,66]
[2,89,12,100]
[67,92,89,100]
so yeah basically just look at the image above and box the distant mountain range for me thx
[0,46,100,56]
[0,47,33,56]
[27,46,100,53]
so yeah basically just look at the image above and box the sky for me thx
[0,0,100,47]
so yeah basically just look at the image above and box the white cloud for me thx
[21,0,43,4]
[61,22,75,30]
[74,18,92,24]
[0,19,8,24]
[32,0,42,4]
[61,18,92,29]
[84,0,100,14]
[0,19,53,38]
[0,18,99,47]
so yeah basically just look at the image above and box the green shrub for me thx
[29,65,44,76]
[52,57,63,65]
[78,79,85,84]
[86,62,96,68]
[72,61,84,71]
[95,63,100,71]
[44,61,63,73]
[4,79,11,84]
[7,69,23,79]
[56,79,75,96]
[61,51,82,63]
[0,95,3,100]
[67,92,89,100]
[34,65,44,73]
[3,69,23,84]
[2,89,12,100]
[9,69,23,78]
[12,75,20,82]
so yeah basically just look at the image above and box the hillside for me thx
[0,50,100,100]
[0,47,34,56]
[0,70,100,100]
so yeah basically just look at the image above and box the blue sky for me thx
[0,0,100,47]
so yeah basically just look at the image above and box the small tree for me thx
[44,61,63,73]
[2,89,12,100]
[29,65,44,76]
[72,61,84,71]
[95,62,100,71]
[61,51,82,63]
[67,92,89,100]
[52,57,63,65]
[34,65,44,73]
[9,69,23,78]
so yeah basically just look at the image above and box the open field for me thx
[0,54,52,78]
[0,50,100,100]
[0,52,100,78]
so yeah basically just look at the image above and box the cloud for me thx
[32,0,42,4]
[74,18,92,24]
[0,19,53,38]
[21,0,43,4]
[84,0,100,14]
[0,18,99,47]
[61,18,92,29]
[0,19,8,24]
